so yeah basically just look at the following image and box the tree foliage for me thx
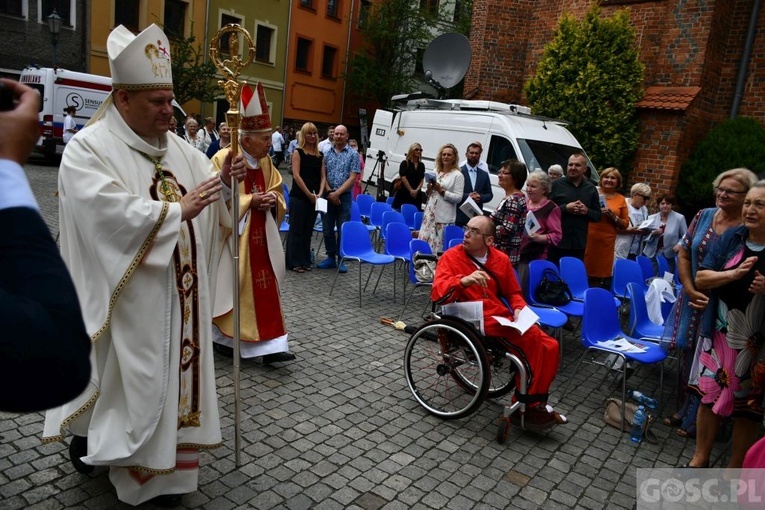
[676,117,765,213]
[524,5,644,174]
[169,32,219,106]
[346,0,471,108]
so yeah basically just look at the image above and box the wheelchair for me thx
[403,313,532,443]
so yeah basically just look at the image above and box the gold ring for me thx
[199,191,207,198]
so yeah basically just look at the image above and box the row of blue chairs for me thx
[523,258,670,429]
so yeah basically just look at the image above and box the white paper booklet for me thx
[637,214,660,231]
[425,171,437,183]
[441,301,484,335]
[459,196,483,219]
[315,197,328,213]
[596,337,647,353]
[492,306,539,335]
[525,210,541,235]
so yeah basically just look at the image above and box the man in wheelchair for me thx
[431,215,568,429]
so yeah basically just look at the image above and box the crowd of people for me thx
[4,21,765,509]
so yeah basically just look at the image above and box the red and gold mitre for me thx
[239,82,271,133]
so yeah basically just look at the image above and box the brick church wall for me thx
[467,0,765,206]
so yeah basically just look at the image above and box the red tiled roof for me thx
[637,86,701,111]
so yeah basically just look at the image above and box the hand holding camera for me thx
[0,79,42,165]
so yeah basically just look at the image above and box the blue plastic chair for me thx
[413,211,424,231]
[562,287,667,431]
[511,268,567,359]
[636,255,655,282]
[527,260,584,321]
[383,221,413,302]
[558,257,589,302]
[611,259,646,315]
[559,256,620,307]
[400,203,418,229]
[351,201,376,233]
[626,282,663,340]
[330,221,395,307]
[356,194,374,221]
[380,210,406,247]
[448,238,462,249]
[399,239,434,320]
[442,224,464,252]
[656,254,670,277]
[386,196,396,208]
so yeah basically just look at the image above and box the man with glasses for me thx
[456,142,493,227]
[431,215,569,429]
[548,152,602,264]
[615,182,653,260]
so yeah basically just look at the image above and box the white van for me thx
[365,97,596,212]
[20,66,111,158]
[19,65,185,158]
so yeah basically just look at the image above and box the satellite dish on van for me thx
[422,33,471,98]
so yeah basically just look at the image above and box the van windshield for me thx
[518,139,599,181]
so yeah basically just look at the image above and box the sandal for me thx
[677,427,696,438]
[663,414,682,427]
[291,267,305,273]
[301,266,312,272]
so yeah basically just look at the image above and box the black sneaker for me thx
[69,435,94,474]
[262,352,297,364]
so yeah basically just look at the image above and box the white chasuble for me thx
[43,103,229,505]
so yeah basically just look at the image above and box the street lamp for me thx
[47,9,62,67]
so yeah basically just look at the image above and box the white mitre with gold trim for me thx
[108,24,173,90]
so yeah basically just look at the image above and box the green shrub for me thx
[524,4,644,175]
[676,117,765,213]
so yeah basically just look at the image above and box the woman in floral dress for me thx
[682,180,765,469]
[663,168,757,438]
[490,159,527,265]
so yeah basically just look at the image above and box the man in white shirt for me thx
[318,125,335,153]
[271,126,285,167]
[62,106,78,144]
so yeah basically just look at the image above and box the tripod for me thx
[363,150,387,201]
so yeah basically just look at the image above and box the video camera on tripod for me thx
[363,149,388,201]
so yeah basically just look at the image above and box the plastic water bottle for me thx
[628,389,658,410]
[631,405,646,443]
[310,248,316,266]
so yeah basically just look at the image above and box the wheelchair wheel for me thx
[483,340,517,399]
[404,318,490,420]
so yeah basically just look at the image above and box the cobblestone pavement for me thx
[1,159,721,509]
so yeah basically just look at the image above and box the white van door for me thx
[365,109,394,188]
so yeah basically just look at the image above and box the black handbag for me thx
[534,268,572,306]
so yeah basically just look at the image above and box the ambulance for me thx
[20,66,111,158]
[19,65,185,158]
[365,96,596,212]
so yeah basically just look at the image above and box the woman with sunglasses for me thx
[663,168,757,440]
[614,182,653,260]
[392,143,425,210]
[418,144,464,253]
